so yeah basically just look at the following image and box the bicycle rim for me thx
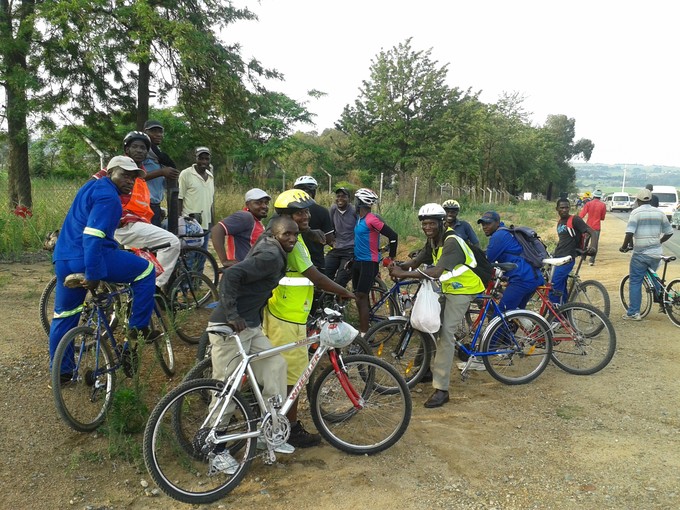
[619,274,653,318]
[151,300,175,376]
[143,378,256,505]
[169,272,219,344]
[480,310,552,385]
[664,279,680,327]
[550,303,616,375]
[52,326,116,432]
[363,317,432,388]
[570,279,611,317]
[310,355,412,455]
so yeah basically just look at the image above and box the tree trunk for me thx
[136,60,151,130]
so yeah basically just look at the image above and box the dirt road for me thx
[1,214,679,510]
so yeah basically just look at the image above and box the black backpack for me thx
[442,231,493,287]
[499,225,550,269]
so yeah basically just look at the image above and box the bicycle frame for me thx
[373,278,420,317]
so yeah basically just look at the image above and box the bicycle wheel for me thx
[569,279,611,317]
[306,335,373,396]
[151,296,175,376]
[550,303,616,375]
[180,246,219,287]
[619,274,653,318]
[480,310,552,385]
[309,354,411,455]
[169,272,219,344]
[40,278,121,336]
[363,316,434,388]
[51,326,116,432]
[143,378,256,504]
[663,278,680,327]
[196,329,210,361]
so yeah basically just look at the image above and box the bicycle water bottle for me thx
[400,289,412,310]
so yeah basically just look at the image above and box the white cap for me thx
[106,156,144,178]
[195,146,211,156]
[245,188,271,202]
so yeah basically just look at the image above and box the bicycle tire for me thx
[40,277,121,336]
[168,272,219,344]
[480,310,553,385]
[309,354,412,455]
[51,326,116,432]
[550,302,616,375]
[619,274,653,318]
[569,279,611,317]
[196,329,210,361]
[179,245,219,287]
[143,378,256,504]
[663,278,680,327]
[306,335,373,397]
[363,316,434,388]
[151,296,175,376]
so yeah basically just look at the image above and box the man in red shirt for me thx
[579,189,607,266]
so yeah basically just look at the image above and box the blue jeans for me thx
[627,253,660,315]
[549,260,575,305]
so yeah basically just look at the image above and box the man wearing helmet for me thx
[441,199,479,247]
[353,188,398,336]
[293,175,334,272]
[389,203,485,408]
[92,132,181,290]
[264,189,355,447]
[49,157,158,383]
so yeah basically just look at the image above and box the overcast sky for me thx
[225,0,679,167]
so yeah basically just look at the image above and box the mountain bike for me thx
[364,262,554,386]
[51,274,175,432]
[143,310,412,504]
[531,255,616,374]
[619,251,680,326]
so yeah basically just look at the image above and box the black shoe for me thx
[424,389,449,408]
[420,370,433,383]
[288,420,321,448]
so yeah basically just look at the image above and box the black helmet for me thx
[123,131,151,150]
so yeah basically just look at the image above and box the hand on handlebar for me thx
[82,278,100,291]
[228,317,247,333]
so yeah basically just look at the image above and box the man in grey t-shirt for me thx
[325,187,356,287]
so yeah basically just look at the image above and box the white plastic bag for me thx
[410,279,441,334]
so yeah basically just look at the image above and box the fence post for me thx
[412,176,418,209]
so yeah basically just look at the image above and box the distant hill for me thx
[574,162,680,193]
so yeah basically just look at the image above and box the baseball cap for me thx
[244,188,271,202]
[477,211,501,224]
[636,189,652,202]
[143,119,163,131]
[106,156,144,178]
[195,146,211,156]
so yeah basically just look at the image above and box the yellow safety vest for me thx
[432,228,485,295]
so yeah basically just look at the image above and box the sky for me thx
[223,0,680,168]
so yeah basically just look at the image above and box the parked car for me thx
[651,185,679,220]
[671,205,680,229]
[607,192,633,212]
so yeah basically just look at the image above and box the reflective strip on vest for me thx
[83,227,105,238]
[134,261,155,282]
[439,265,472,282]
[278,276,314,286]
[433,228,482,293]
[53,304,84,319]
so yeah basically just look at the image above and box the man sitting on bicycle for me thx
[620,188,673,320]
[49,156,158,383]
[206,216,300,473]
[442,199,480,247]
[92,131,181,291]
[389,203,485,409]
[264,189,356,447]
[478,211,544,311]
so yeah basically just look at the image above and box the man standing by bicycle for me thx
[143,119,180,227]
[620,188,673,320]
[579,190,606,266]
[49,156,157,383]
[206,216,300,473]
[325,187,356,287]
[389,204,485,408]
[264,189,355,447]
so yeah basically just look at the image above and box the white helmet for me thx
[355,188,379,206]
[418,203,446,221]
[293,175,318,188]
[319,320,358,348]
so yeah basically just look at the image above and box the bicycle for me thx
[142,310,412,504]
[364,262,554,386]
[619,250,680,326]
[531,255,617,374]
[51,274,175,432]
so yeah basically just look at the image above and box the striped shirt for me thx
[217,210,265,262]
[626,204,673,255]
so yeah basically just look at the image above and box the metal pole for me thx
[379,173,384,201]
[413,176,418,209]
[321,167,332,194]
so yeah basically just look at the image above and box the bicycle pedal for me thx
[261,450,277,465]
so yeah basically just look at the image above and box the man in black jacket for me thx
[143,120,180,226]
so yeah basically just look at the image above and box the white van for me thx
[651,186,679,219]
[607,192,632,212]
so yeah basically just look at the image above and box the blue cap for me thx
[477,211,501,224]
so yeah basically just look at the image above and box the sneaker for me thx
[456,355,486,371]
[622,313,642,321]
[256,438,295,454]
[211,452,238,475]
[288,420,321,448]
[588,261,594,266]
